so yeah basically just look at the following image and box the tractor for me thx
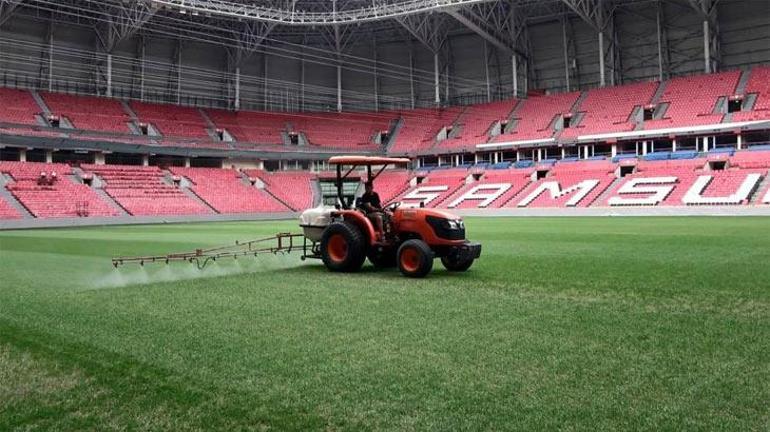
[300,156,481,277]
[112,156,481,279]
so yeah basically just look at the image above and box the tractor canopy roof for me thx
[328,156,410,167]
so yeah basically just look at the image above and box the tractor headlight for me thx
[446,219,462,230]
[426,216,466,240]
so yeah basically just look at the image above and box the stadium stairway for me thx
[236,170,297,211]
[262,188,296,211]
[384,118,404,153]
[197,109,225,142]
[0,175,33,218]
[30,90,52,116]
[735,69,753,95]
[180,186,220,213]
[498,178,536,207]
[120,100,140,122]
[569,90,590,114]
[592,176,623,206]
[649,80,668,105]
[71,167,130,216]
[749,172,770,204]
[93,187,129,215]
[501,100,524,134]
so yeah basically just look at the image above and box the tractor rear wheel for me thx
[440,256,474,272]
[397,239,434,278]
[321,221,366,272]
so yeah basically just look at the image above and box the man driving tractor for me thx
[358,181,388,240]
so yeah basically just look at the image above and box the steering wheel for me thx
[388,201,401,212]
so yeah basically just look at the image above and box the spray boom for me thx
[112,233,312,270]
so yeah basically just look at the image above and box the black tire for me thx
[440,256,474,272]
[367,247,397,268]
[320,221,367,272]
[397,239,434,278]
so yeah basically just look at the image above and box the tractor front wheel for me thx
[321,221,366,272]
[397,239,434,278]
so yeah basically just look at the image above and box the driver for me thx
[359,181,386,238]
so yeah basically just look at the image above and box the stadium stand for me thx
[642,71,740,129]
[733,66,770,121]
[169,167,290,213]
[0,162,117,218]
[604,159,706,206]
[370,169,412,204]
[560,81,659,137]
[2,150,770,220]
[397,168,470,207]
[390,107,464,153]
[206,109,288,144]
[130,102,210,139]
[730,150,770,168]
[0,67,767,155]
[511,160,616,207]
[438,100,517,149]
[83,164,211,216]
[241,169,315,211]
[292,112,391,150]
[0,88,41,125]
[494,92,581,142]
[442,168,532,208]
[0,196,21,219]
[41,92,130,133]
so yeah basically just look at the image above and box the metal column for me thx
[176,42,182,105]
[106,54,113,97]
[598,32,605,87]
[434,53,440,106]
[409,46,415,109]
[484,41,491,103]
[336,63,342,112]
[512,55,518,98]
[562,18,570,92]
[234,66,241,110]
[703,19,711,73]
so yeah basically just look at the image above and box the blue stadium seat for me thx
[709,147,735,155]
[643,152,671,161]
[490,161,512,169]
[514,160,534,168]
[670,150,698,160]
[611,154,638,163]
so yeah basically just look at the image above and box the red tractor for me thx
[300,156,481,277]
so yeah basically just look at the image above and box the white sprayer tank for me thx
[299,205,334,242]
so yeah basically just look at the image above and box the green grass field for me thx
[1,217,768,431]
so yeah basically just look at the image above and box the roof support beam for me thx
[149,0,494,26]
[445,9,511,55]
[0,0,24,27]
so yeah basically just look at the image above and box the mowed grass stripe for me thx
[0,217,768,431]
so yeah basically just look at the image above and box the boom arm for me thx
[112,233,307,270]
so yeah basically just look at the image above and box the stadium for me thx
[0,0,768,429]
